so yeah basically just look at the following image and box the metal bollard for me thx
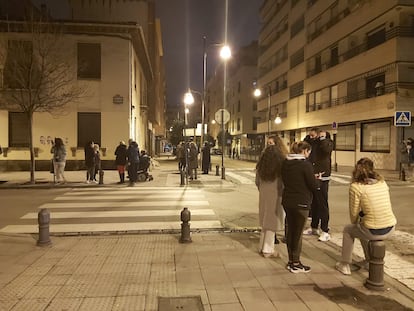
[221,166,225,180]
[215,165,219,176]
[99,169,104,184]
[180,169,185,186]
[37,209,51,247]
[364,240,385,291]
[179,207,192,243]
[401,168,406,181]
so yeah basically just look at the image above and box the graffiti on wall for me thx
[39,136,69,145]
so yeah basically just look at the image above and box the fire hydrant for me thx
[365,240,385,291]
[37,209,51,247]
[180,207,192,243]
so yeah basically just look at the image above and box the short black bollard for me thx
[99,169,104,184]
[180,169,185,186]
[221,166,225,180]
[365,240,385,291]
[37,209,51,247]
[179,207,192,243]
[401,168,406,181]
[215,165,219,176]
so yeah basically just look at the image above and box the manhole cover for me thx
[158,296,204,311]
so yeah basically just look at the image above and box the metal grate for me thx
[158,296,204,311]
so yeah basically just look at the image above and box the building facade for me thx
[257,0,414,169]
[0,0,166,170]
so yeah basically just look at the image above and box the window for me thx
[237,101,240,112]
[289,81,304,99]
[291,15,304,38]
[77,43,101,79]
[367,27,386,50]
[314,55,322,74]
[253,117,259,131]
[335,124,355,151]
[330,85,338,106]
[3,40,34,89]
[290,48,304,69]
[330,46,339,67]
[77,112,101,147]
[366,74,385,97]
[361,121,390,152]
[307,92,315,111]
[9,112,29,147]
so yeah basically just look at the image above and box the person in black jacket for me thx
[115,141,128,183]
[127,140,140,186]
[282,141,318,273]
[303,130,334,242]
[84,141,95,183]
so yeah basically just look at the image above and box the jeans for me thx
[53,161,66,182]
[284,207,309,263]
[311,180,330,232]
[341,223,395,263]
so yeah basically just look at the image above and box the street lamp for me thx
[253,84,282,138]
[183,90,194,184]
[220,44,231,179]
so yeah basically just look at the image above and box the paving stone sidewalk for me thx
[0,232,413,311]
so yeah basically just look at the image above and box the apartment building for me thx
[257,0,414,169]
[0,0,166,170]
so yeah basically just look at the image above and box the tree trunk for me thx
[28,112,35,184]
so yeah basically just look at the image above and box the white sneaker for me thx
[85,180,90,184]
[335,262,351,275]
[303,227,319,236]
[318,232,331,242]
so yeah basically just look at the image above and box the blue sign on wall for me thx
[395,111,411,127]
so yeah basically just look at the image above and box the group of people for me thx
[48,138,150,186]
[114,140,152,186]
[84,141,102,184]
[256,131,397,275]
[176,140,211,179]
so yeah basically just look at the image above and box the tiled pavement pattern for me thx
[0,233,413,311]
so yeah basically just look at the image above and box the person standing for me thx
[281,141,318,273]
[188,141,198,180]
[115,141,128,184]
[51,137,67,184]
[255,137,288,258]
[335,158,397,275]
[127,140,140,186]
[201,142,211,174]
[84,141,95,183]
[303,129,334,242]
[93,144,101,182]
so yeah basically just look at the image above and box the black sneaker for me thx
[289,262,311,273]
[286,262,293,270]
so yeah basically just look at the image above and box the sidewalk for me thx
[1,231,413,311]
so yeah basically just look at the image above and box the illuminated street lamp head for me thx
[219,45,231,60]
[274,115,282,124]
[253,88,262,98]
[183,90,194,105]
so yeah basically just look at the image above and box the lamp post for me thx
[254,84,282,140]
[220,45,231,179]
[183,90,194,184]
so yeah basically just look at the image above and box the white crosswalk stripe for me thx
[0,187,222,234]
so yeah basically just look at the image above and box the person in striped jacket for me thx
[335,157,397,275]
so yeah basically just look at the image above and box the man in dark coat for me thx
[127,140,140,186]
[201,142,211,174]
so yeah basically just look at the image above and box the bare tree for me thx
[0,16,87,183]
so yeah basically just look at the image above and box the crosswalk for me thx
[0,187,223,234]
[224,169,353,185]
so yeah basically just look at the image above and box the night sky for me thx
[155,0,262,107]
[31,0,262,108]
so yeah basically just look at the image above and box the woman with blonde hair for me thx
[335,157,397,275]
[255,136,288,257]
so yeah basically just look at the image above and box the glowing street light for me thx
[253,84,282,138]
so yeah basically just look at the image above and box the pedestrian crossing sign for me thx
[395,111,411,127]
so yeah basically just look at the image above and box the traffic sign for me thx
[215,109,230,125]
[395,111,411,127]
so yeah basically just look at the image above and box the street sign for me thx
[394,111,411,127]
[215,109,230,125]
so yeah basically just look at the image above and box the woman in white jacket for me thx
[255,136,288,258]
[336,157,397,275]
